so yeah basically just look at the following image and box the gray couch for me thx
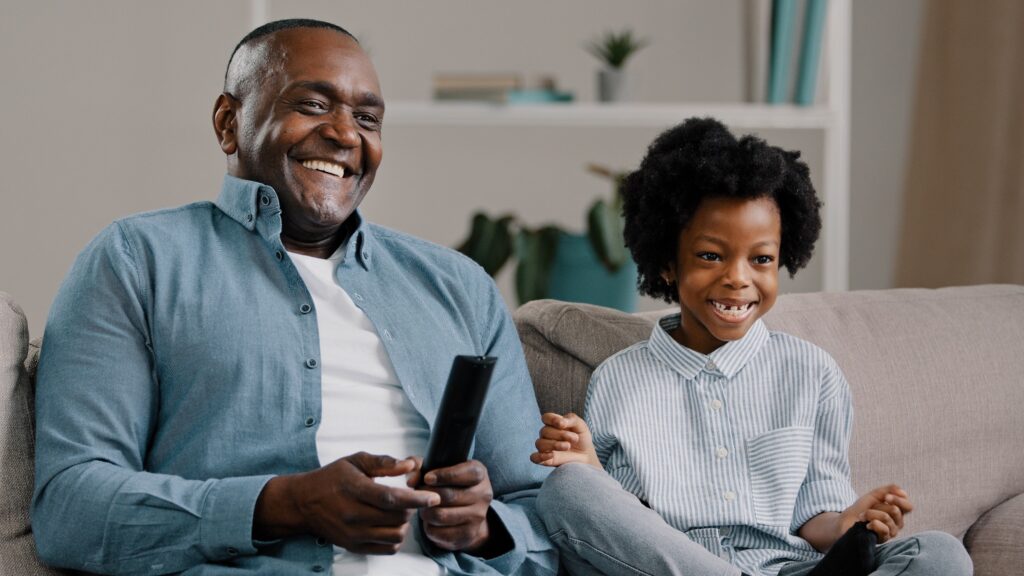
[515,284,1024,575]
[3,285,1023,574]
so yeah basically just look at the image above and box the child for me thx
[531,118,972,576]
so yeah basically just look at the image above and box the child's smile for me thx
[667,196,781,355]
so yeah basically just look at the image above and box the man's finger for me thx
[423,460,488,487]
[350,452,417,477]
[420,504,479,528]
[358,482,441,510]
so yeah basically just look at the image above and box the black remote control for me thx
[420,355,497,478]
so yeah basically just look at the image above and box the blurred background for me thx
[2,0,1021,336]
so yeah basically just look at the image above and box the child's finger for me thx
[534,438,571,453]
[530,451,555,465]
[884,493,914,514]
[867,518,892,543]
[874,502,904,529]
[539,426,579,444]
[863,509,897,541]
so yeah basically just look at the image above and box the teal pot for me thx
[547,232,638,311]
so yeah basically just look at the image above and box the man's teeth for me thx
[301,160,345,177]
[713,301,753,316]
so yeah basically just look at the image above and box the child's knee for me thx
[909,531,973,574]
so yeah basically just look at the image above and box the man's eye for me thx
[356,113,382,127]
[754,255,775,265]
[300,100,327,111]
[697,252,720,262]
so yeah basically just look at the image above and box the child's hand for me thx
[841,484,913,543]
[529,412,601,469]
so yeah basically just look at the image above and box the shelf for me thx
[385,101,836,130]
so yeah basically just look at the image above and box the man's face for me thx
[668,196,781,355]
[225,28,383,236]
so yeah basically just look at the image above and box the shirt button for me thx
[260,194,271,206]
[315,537,328,547]
[299,304,312,314]
[723,490,737,502]
[275,251,283,261]
[710,399,723,411]
[304,417,316,427]
[312,566,324,573]
[361,251,370,261]
[716,447,729,459]
[306,358,318,369]
[353,292,364,301]
[246,214,254,223]
[226,547,238,556]
[705,360,717,371]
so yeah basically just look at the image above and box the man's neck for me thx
[281,218,357,259]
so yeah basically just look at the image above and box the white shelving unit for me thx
[384,0,852,292]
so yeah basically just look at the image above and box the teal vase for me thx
[547,232,638,311]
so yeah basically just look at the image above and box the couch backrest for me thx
[0,292,65,575]
[514,284,1024,539]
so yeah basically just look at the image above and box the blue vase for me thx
[547,232,638,312]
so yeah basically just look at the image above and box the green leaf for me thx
[585,29,649,69]
[587,199,628,272]
[514,226,561,304]
[456,213,514,276]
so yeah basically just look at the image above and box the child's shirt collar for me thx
[648,314,770,381]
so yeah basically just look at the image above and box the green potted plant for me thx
[457,164,637,310]
[586,29,649,102]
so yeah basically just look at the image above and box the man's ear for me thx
[212,93,239,155]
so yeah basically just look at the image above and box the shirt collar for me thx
[214,174,373,270]
[648,313,770,381]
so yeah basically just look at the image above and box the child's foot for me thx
[806,521,877,576]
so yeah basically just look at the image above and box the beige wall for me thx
[0,0,922,336]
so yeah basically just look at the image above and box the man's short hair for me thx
[224,18,357,93]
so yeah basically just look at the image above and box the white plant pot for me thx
[597,68,627,102]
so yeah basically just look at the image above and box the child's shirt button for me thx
[710,399,724,411]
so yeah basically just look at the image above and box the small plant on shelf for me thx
[457,164,630,304]
[586,29,649,70]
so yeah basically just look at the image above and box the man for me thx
[32,19,556,575]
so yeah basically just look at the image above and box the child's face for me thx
[666,196,781,354]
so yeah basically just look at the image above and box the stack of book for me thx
[434,73,522,102]
[745,0,828,106]
[433,74,573,104]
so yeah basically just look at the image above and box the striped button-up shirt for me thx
[586,314,858,576]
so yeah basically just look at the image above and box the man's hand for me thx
[254,452,440,554]
[409,459,494,553]
[530,412,601,468]
[842,484,913,543]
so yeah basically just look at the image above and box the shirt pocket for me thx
[745,426,814,526]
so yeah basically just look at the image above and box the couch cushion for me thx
[0,292,64,575]
[514,284,1024,540]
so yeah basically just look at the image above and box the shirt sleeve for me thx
[31,223,275,574]
[790,355,859,533]
[422,271,558,576]
[584,366,616,468]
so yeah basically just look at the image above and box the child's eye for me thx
[753,255,775,265]
[697,252,721,262]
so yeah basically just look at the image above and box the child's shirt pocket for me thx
[745,426,814,526]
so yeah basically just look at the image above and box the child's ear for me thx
[661,264,676,285]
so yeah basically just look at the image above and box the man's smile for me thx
[299,158,352,178]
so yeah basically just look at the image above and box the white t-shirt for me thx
[289,249,443,576]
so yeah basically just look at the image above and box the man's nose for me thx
[317,111,361,148]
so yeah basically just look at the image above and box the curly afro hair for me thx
[622,117,822,303]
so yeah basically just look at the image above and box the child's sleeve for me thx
[583,366,615,468]
[790,356,860,534]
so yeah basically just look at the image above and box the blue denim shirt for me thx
[33,175,556,575]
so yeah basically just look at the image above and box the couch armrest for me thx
[964,493,1024,575]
